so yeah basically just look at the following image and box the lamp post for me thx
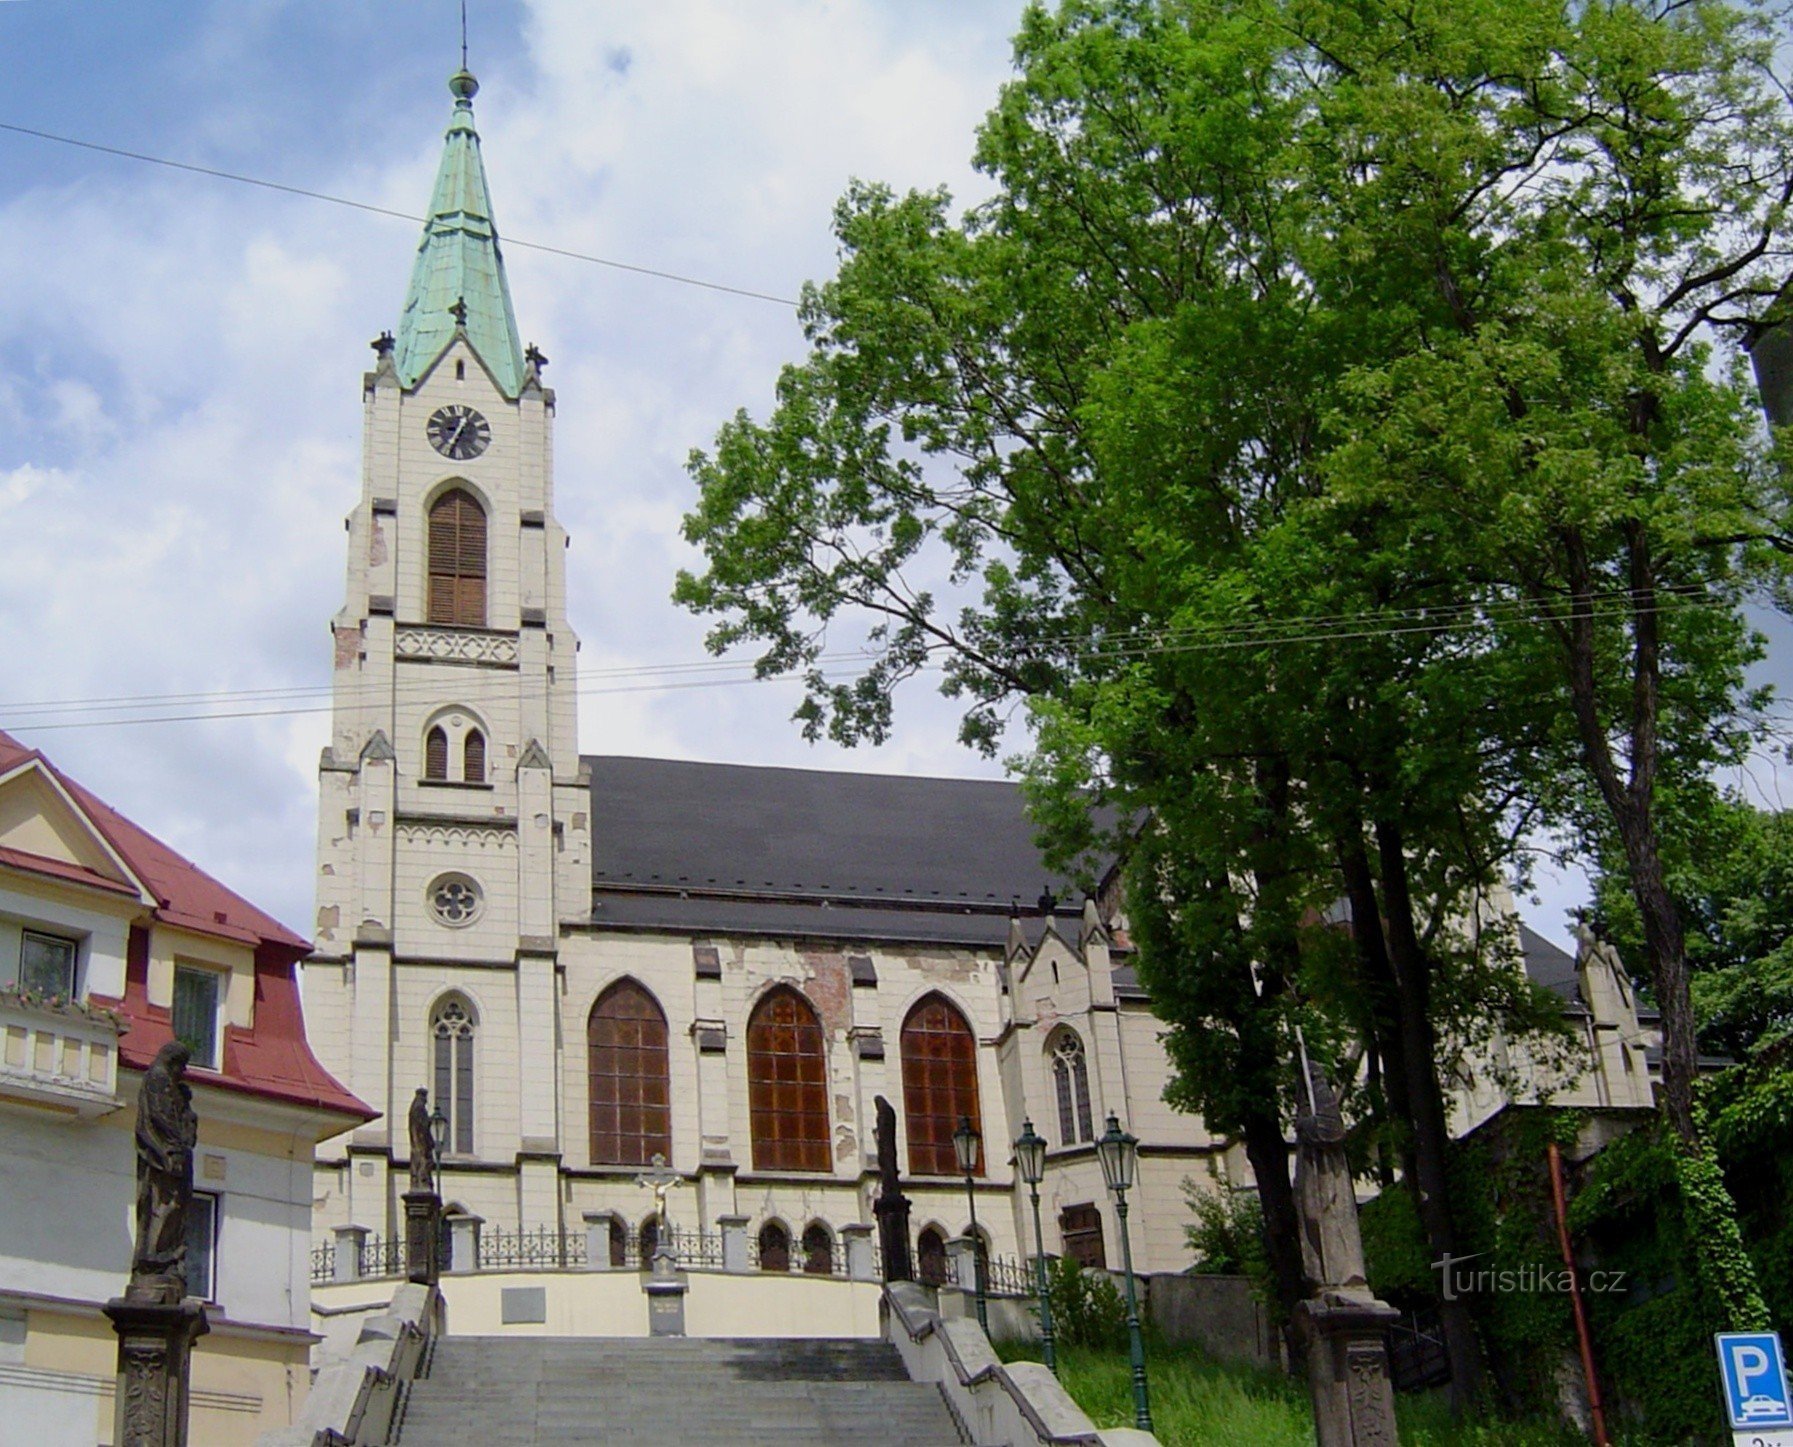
[952,1115,988,1334]
[1096,1112,1151,1432]
[428,1102,448,1198]
[1013,1118,1056,1375]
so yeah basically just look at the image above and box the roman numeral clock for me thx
[428,404,491,460]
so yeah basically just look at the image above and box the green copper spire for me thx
[395,69,526,396]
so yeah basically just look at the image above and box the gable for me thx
[0,763,140,890]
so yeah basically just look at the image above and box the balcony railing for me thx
[0,990,124,1117]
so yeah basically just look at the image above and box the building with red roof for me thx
[0,727,372,1446]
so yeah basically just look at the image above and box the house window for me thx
[19,931,77,997]
[463,729,486,783]
[802,1222,833,1275]
[900,994,981,1177]
[187,1192,219,1301]
[1060,1202,1106,1269]
[1051,1029,1094,1145]
[432,996,476,1154]
[427,488,487,627]
[424,726,449,781]
[173,966,222,1069]
[587,980,671,1167]
[916,1226,947,1285]
[758,1221,790,1272]
[746,988,830,1172]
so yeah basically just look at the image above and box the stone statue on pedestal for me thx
[1293,1055,1401,1447]
[130,1041,198,1305]
[108,1039,209,1447]
[872,1095,913,1282]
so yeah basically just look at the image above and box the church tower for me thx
[306,70,588,1235]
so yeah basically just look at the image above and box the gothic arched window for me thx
[431,995,476,1154]
[1051,1029,1094,1146]
[746,988,829,1172]
[427,488,487,627]
[587,980,671,1167]
[802,1222,833,1275]
[916,1226,947,1286]
[900,994,981,1177]
[463,729,486,783]
[758,1220,790,1272]
[424,725,449,780]
[639,1216,660,1261]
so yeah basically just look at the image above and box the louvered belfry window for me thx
[424,726,449,780]
[747,988,830,1172]
[900,995,981,1177]
[427,488,487,626]
[587,980,671,1167]
[463,729,486,783]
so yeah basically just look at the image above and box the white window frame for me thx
[172,965,224,1070]
[186,1191,220,1303]
[18,930,79,998]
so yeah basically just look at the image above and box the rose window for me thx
[428,874,483,927]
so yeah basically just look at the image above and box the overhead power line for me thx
[0,120,800,307]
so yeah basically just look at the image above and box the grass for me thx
[993,1339,1619,1446]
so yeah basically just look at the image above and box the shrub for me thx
[1045,1256,1128,1349]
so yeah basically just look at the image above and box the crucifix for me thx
[634,1153,679,1240]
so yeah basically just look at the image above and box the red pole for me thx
[1548,1140,1610,1447]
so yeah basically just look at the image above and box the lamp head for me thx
[429,1102,449,1153]
[952,1115,981,1176]
[1013,1118,1046,1186]
[1096,1112,1137,1194]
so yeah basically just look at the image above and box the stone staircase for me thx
[391,1335,973,1445]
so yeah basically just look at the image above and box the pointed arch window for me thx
[427,488,487,626]
[746,988,830,1172]
[1051,1029,1094,1146]
[758,1221,790,1272]
[916,1226,947,1286]
[424,726,449,780]
[802,1223,834,1275]
[587,980,671,1167]
[900,994,981,1177]
[463,729,486,783]
[431,996,476,1155]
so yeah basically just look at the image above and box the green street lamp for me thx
[952,1115,989,1334]
[1096,1112,1152,1432]
[428,1102,449,1197]
[1013,1118,1056,1374]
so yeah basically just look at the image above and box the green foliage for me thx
[1042,1256,1128,1349]
[1183,1179,1266,1280]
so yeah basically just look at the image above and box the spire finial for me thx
[461,0,469,71]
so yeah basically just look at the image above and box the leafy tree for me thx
[678,0,1792,1378]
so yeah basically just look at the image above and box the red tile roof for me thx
[0,730,373,1126]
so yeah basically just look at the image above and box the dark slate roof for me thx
[582,756,1084,946]
[1520,925,1587,1012]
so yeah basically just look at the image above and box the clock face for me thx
[427,405,491,461]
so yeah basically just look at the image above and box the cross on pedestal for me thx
[634,1153,679,1241]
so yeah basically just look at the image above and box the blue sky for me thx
[0,0,1780,952]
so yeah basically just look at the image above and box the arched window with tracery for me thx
[758,1221,790,1272]
[424,725,449,780]
[746,988,829,1172]
[1050,1028,1094,1146]
[431,995,476,1154]
[427,488,487,626]
[587,980,671,1167]
[900,994,981,1177]
[463,729,486,783]
[802,1223,833,1275]
[916,1226,947,1286]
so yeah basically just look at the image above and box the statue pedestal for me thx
[103,1296,209,1447]
[874,1190,913,1283]
[643,1247,688,1336]
[403,1189,442,1286]
[1297,1293,1401,1447]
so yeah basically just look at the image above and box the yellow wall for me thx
[22,1302,310,1447]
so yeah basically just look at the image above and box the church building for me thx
[301,71,1660,1292]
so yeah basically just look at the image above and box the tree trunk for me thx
[1241,1101,1309,1374]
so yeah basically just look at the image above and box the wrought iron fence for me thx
[943,1251,1038,1298]
[358,1234,404,1281]
[482,1223,587,1270]
[310,1240,333,1284]
[662,1226,724,1270]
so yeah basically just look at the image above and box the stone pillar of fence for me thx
[448,1214,483,1274]
[841,1224,876,1281]
[718,1214,751,1273]
[583,1210,622,1271]
[332,1224,368,1284]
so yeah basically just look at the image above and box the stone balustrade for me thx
[0,990,123,1117]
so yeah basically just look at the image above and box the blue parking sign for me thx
[1717,1332,1793,1430]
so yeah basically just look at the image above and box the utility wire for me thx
[0,120,800,307]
